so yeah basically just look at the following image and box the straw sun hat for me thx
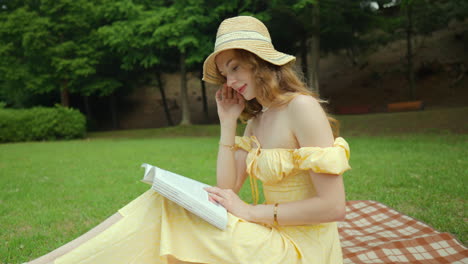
[202,16,296,84]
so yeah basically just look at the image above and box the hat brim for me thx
[202,41,295,85]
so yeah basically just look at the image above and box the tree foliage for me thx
[374,0,468,100]
[0,0,127,107]
[0,0,465,124]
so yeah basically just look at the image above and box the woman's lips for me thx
[238,84,246,94]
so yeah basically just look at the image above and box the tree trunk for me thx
[308,3,320,95]
[156,71,174,126]
[179,51,191,126]
[346,47,358,66]
[406,3,416,100]
[83,96,92,118]
[109,93,119,129]
[300,36,308,81]
[61,79,70,107]
[200,71,208,120]
[83,95,93,128]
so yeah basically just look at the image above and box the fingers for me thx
[222,84,229,100]
[226,85,235,100]
[215,89,222,102]
[204,186,223,195]
[205,187,233,200]
[229,86,235,99]
[236,91,245,105]
[208,192,224,205]
[205,187,226,206]
[204,187,248,219]
[216,84,244,106]
[215,83,245,111]
[208,195,217,203]
[216,87,233,102]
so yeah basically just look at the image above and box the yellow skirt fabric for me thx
[55,190,343,264]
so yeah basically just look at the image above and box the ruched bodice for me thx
[235,136,351,204]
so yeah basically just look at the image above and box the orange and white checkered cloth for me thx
[339,200,468,264]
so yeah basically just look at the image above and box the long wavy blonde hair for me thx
[217,49,339,137]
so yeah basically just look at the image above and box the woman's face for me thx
[215,50,257,100]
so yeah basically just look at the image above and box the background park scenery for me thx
[0,0,467,263]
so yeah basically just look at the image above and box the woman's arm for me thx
[208,95,346,225]
[216,118,238,189]
[250,95,346,225]
[215,85,249,192]
[247,173,346,225]
[238,95,346,225]
[206,120,251,217]
[216,121,249,192]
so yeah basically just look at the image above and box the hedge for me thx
[0,105,86,143]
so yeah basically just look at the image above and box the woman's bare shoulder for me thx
[287,94,333,147]
[287,94,323,116]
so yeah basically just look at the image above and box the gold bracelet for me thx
[273,203,279,225]
[219,142,237,151]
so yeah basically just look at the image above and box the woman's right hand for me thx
[215,84,245,124]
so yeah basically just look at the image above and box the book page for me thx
[155,168,226,215]
[141,163,228,230]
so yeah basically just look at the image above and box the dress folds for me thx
[54,136,351,264]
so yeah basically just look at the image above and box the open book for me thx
[141,163,228,230]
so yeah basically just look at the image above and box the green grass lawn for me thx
[1,107,467,263]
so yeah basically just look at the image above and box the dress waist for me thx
[263,184,315,204]
[261,172,316,204]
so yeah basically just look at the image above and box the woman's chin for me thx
[243,94,255,101]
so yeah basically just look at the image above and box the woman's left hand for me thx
[204,186,252,221]
[215,84,245,123]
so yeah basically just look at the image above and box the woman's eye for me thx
[232,66,238,71]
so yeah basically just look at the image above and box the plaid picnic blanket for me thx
[339,200,468,264]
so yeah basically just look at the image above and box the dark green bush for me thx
[0,105,86,143]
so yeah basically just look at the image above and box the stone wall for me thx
[117,72,220,129]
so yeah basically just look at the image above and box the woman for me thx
[202,16,351,263]
[29,16,350,264]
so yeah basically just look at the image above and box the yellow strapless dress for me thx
[55,136,351,264]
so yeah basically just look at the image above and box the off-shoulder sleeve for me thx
[235,136,252,152]
[293,137,351,175]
